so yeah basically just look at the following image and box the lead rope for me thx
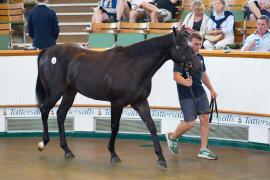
[209,98,220,131]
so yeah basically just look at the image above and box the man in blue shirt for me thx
[241,15,270,51]
[166,32,218,160]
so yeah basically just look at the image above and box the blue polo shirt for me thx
[173,54,206,100]
[241,30,270,52]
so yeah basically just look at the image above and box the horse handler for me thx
[166,32,218,160]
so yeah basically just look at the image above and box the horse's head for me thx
[169,26,201,74]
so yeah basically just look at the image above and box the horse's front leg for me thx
[108,102,123,163]
[132,100,167,168]
[57,90,77,159]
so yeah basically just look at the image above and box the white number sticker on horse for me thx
[51,57,57,64]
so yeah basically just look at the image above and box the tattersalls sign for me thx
[0,106,269,144]
[8,108,95,116]
[1,107,270,128]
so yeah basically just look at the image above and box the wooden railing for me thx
[1,49,270,58]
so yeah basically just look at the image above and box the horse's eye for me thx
[176,45,179,50]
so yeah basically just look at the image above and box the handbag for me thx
[204,33,224,43]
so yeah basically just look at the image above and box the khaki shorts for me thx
[180,93,210,122]
[159,8,172,22]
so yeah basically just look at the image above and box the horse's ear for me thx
[180,25,185,32]
[173,26,181,39]
[173,26,178,36]
[179,25,191,39]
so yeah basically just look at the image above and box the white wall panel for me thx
[205,57,270,114]
[0,55,270,114]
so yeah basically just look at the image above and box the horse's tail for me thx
[36,49,48,107]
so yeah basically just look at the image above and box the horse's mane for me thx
[116,33,174,56]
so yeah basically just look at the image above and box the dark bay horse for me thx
[35,28,200,168]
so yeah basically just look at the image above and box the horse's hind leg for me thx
[38,97,60,151]
[131,100,167,168]
[56,88,77,159]
[108,102,123,163]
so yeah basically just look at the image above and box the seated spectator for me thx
[117,0,150,22]
[182,0,209,36]
[116,0,131,21]
[241,15,270,51]
[245,0,270,21]
[92,0,117,23]
[129,0,147,22]
[203,0,235,49]
[141,0,178,22]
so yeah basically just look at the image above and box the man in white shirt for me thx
[241,15,270,51]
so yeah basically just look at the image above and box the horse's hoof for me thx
[37,141,45,152]
[111,156,121,163]
[157,160,167,168]
[65,152,75,159]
